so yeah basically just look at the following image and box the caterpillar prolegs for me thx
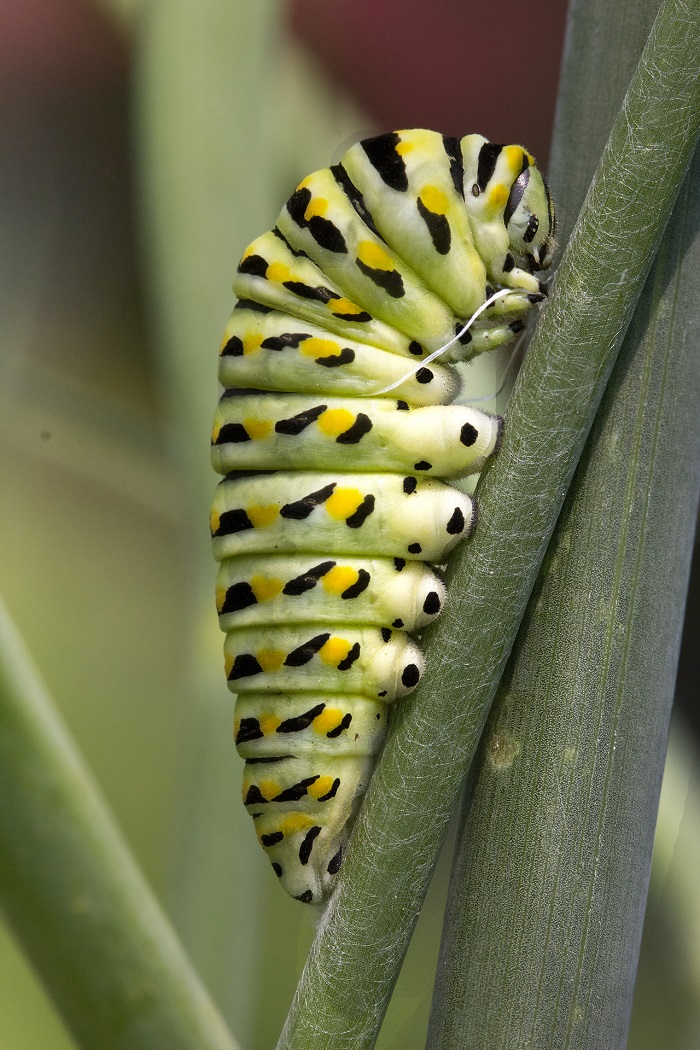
[210,129,555,904]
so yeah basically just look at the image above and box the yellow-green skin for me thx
[211,129,555,904]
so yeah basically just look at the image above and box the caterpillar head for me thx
[504,163,556,274]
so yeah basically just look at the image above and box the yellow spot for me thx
[319,636,353,667]
[318,408,355,437]
[243,418,273,440]
[396,139,413,156]
[357,240,395,271]
[209,509,221,535]
[247,504,279,528]
[215,586,227,613]
[301,336,342,359]
[304,196,328,221]
[419,184,448,214]
[307,775,335,800]
[322,566,359,595]
[258,779,281,800]
[279,813,314,836]
[325,487,363,520]
[211,421,221,443]
[313,707,344,734]
[224,653,233,677]
[329,297,364,317]
[259,713,281,735]
[257,648,285,673]
[241,243,258,261]
[242,333,263,355]
[266,261,292,283]
[250,575,283,603]
[503,145,524,171]
[488,184,509,210]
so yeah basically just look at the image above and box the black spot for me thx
[523,213,539,243]
[283,280,337,302]
[283,561,335,596]
[237,253,269,277]
[327,713,352,738]
[423,591,441,615]
[284,633,331,667]
[460,422,478,446]
[381,627,392,643]
[394,558,406,571]
[271,226,307,256]
[361,131,408,191]
[392,618,404,628]
[527,292,546,304]
[299,825,322,865]
[213,508,253,536]
[272,862,283,877]
[341,569,370,599]
[408,542,422,554]
[245,756,289,765]
[443,135,464,197]
[408,341,425,357]
[504,160,530,226]
[417,196,451,255]
[538,279,549,297]
[244,785,268,806]
[337,642,361,671]
[477,142,502,191]
[281,483,336,520]
[416,368,433,384]
[403,476,417,494]
[277,702,326,733]
[275,404,327,435]
[377,690,387,698]
[317,346,356,367]
[509,319,526,334]
[261,831,283,847]
[327,849,343,875]
[228,653,264,680]
[446,506,466,534]
[346,494,375,528]
[332,307,373,322]
[235,717,263,744]
[261,331,310,350]
[503,252,515,273]
[356,257,405,298]
[286,187,348,253]
[221,582,257,614]
[331,163,380,234]
[215,422,251,444]
[295,889,314,903]
[396,400,410,411]
[456,323,473,346]
[317,778,341,802]
[235,298,271,313]
[274,776,320,803]
[401,664,421,688]
[336,412,373,444]
[221,335,244,356]
[414,460,432,471]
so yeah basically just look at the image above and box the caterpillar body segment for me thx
[210,471,475,564]
[212,129,554,904]
[216,554,446,632]
[218,305,459,405]
[211,394,502,478]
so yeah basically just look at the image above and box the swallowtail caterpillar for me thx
[210,130,555,904]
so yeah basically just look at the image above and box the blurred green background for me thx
[0,1,697,1047]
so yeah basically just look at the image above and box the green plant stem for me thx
[277,0,700,1046]
[427,136,700,1050]
[0,599,239,1050]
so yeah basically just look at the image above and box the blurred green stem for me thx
[0,598,239,1050]
[277,0,700,1046]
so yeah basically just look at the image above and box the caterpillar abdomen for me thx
[212,129,555,903]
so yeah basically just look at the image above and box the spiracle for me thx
[210,129,555,904]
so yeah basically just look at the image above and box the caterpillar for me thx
[211,129,555,904]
